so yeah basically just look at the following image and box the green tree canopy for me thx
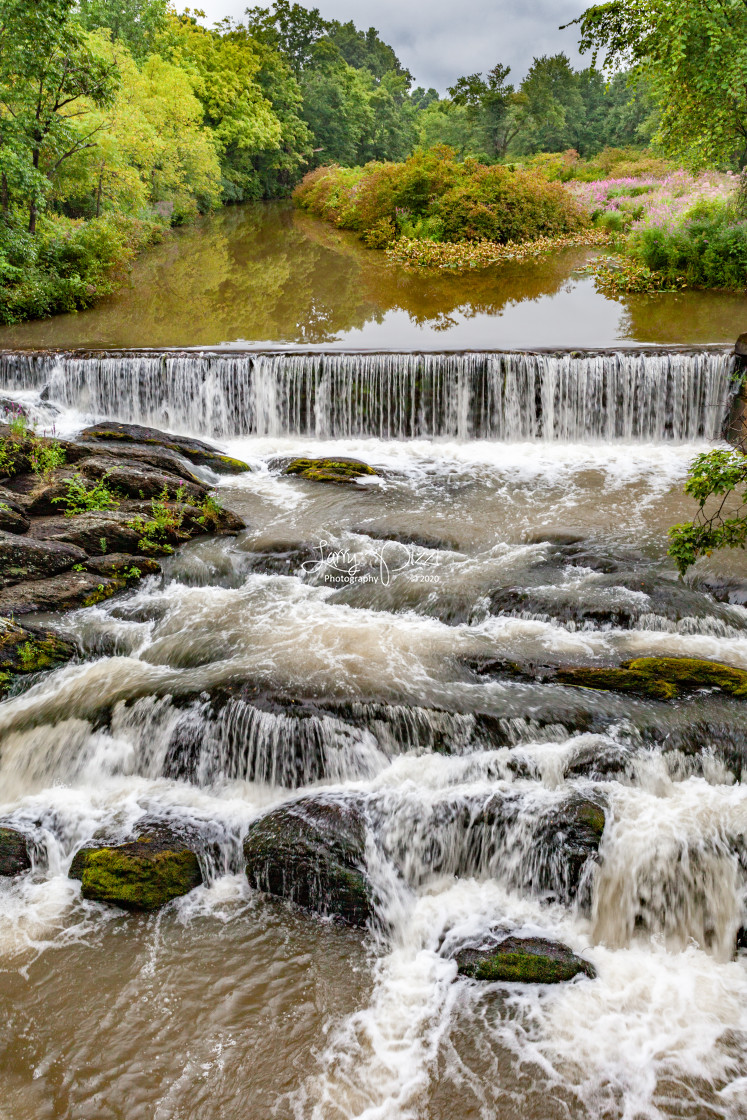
[569,0,747,167]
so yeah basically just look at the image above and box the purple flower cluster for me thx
[568,171,736,232]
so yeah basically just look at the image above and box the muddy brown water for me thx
[0,202,744,351]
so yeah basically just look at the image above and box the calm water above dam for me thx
[0,202,744,351]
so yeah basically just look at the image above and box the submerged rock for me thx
[78,422,251,475]
[556,657,747,701]
[0,827,32,876]
[0,530,86,587]
[243,795,373,926]
[456,936,596,984]
[69,829,203,911]
[278,457,379,485]
[0,617,77,693]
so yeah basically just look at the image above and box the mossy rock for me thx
[0,827,32,877]
[556,657,747,701]
[69,832,202,911]
[0,618,77,694]
[456,936,596,984]
[282,457,379,485]
[243,796,373,926]
[78,422,251,475]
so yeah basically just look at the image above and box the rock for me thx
[0,530,86,587]
[277,457,379,484]
[0,494,29,534]
[456,936,596,984]
[76,440,207,484]
[69,829,203,911]
[523,527,588,546]
[0,617,77,693]
[82,554,161,579]
[26,511,144,555]
[243,795,373,926]
[0,571,126,616]
[3,469,80,516]
[0,827,32,877]
[78,422,251,475]
[77,456,209,503]
[736,333,747,358]
[556,657,747,701]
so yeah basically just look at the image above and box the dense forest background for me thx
[0,0,744,323]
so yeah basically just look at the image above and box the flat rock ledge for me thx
[0,420,247,630]
[456,936,596,984]
[243,796,373,926]
[69,828,203,911]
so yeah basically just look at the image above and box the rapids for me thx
[1,348,746,1120]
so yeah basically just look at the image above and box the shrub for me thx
[0,213,165,326]
[52,473,120,516]
[294,147,589,246]
[629,199,747,290]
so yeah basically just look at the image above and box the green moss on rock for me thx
[456,936,596,984]
[69,834,202,911]
[283,457,378,485]
[0,618,76,694]
[555,657,747,701]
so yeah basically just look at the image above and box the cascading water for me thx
[1,345,746,1120]
[0,347,736,440]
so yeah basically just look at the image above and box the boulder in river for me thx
[243,795,373,926]
[556,657,747,701]
[1,617,77,693]
[0,570,127,616]
[69,829,203,911]
[456,936,596,983]
[278,457,379,485]
[0,827,32,876]
[78,422,251,475]
[0,530,86,587]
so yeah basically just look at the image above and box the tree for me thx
[244,0,329,74]
[0,0,118,231]
[514,55,586,155]
[448,64,520,159]
[77,0,168,58]
[568,0,747,167]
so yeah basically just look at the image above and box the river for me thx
[0,203,746,1120]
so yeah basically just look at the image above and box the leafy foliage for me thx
[294,148,589,246]
[669,449,747,575]
[53,472,120,515]
[571,0,747,168]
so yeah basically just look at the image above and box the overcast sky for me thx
[195,1,589,92]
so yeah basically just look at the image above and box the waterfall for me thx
[0,348,735,441]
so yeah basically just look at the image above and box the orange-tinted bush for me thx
[293,148,589,245]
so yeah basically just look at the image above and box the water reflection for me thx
[0,202,743,350]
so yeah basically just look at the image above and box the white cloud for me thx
[194,0,588,91]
